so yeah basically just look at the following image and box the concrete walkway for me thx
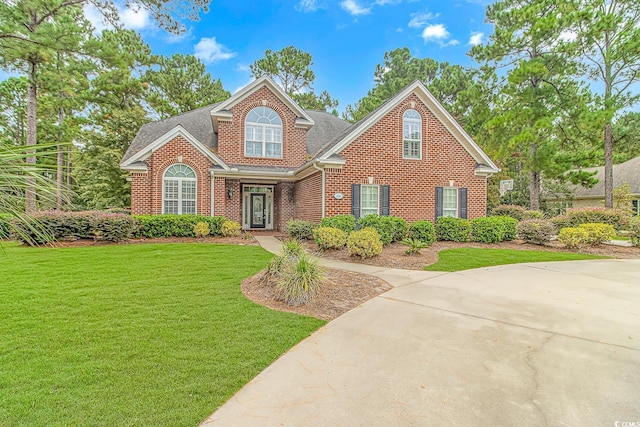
[202,237,640,426]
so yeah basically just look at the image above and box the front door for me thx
[250,194,266,228]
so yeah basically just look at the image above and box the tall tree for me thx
[250,46,339,113]
[471,0,589,210]
[574,0,640,207]
[0,77,28,147]
[144,53,229,119]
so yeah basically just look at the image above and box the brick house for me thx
[120,76,500,231]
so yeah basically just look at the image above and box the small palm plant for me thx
[268,239,324,306]
[400,237,430,255]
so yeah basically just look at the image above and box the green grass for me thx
[0,243,325,426]
[424,248,607,272]
[611,235,630,241]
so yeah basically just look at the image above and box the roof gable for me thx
[317,80,499,173]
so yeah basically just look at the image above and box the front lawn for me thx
[0,243,324,426]
[424,248,607,272]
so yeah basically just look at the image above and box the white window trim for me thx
[162,164,197,215]
[402,109,422,160]
[361,184,379,217]
[442,187,458,218]
[244,108,283,159]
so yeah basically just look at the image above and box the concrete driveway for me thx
[202,259,640,426]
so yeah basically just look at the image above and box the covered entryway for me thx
[242,185,274,230]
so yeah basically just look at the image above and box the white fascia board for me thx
[121,163,148,172]
[211,168,296,181]
[320,80,500,173]
[210,76,315,125]
[120,125,230,171]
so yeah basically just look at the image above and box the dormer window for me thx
[245,107,283,158]
[403,109,422,160]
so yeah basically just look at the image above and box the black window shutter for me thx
[351,184,361,218]
[459,187,468,219]
[380,185,390,215]
[435,187,443,220]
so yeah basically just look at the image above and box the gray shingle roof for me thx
[304,110,351,155]
[573,156,640,197]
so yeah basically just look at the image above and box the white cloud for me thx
[340,0,371,16]
[408,11,437,28]
[558,30,577,42]
[194,37,236,64]
[421,24,458,46]
[83,3,107,33]
[119,6,151,30]
[235,63,251,73]
[296,0,320,12]
[468,31,484,46]
[375,0,401,5]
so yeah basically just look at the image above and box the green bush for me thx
[579,223,616,245]
[407,220,436,245]
[357,214,407,245]
[522,210,545,219]
[629,217,640,248]
[319,215,356,234]
[558,227,589,249]
[0,213,13,239]
[221,220,241,237]
[313,227,347,250]
[193,222,210,238]
[471,217,504,243]
[516,219,556,245]
[491,204,526,220]
[551,207,631,230]
[435,217,471,242]
[347,227,383,258]
[11,211,138,244]
[134,215,226,238]
[496,216,518,241]
[400,238,430,255]
[275,253,324,306]
[286,219,317,240]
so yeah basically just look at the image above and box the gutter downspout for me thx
[210,170,215,217]
[312,162,325,218]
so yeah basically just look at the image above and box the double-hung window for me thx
[442,188,458,218]
[245,107,283,158]
[361,185,379,216]
[163,164,196,215]
[403,109,422,159]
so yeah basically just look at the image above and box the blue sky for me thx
[3,0,495,114]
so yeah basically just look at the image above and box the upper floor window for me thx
[245,107,283,158]
[403,109,422,159]
[163,164,196,215]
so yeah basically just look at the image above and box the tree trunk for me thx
[67,146,72,188]
[56,108,64,210]
[25,61,38,214]
[529,144,540,210]
[604,122,614,208]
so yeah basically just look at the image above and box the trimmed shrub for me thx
[491,204,526,220]
[313,227,347,250]
[496,216,518,241]
[522,210,545,219]
[319,215,356,234]
[558,227,589,249]
[221,220,241,237]
[357,214,408,245]
[551,207,631,230]
[400,238,430,255]
[193,222,210,238]
[407,220,436,245]
[516,219,556,245]
[347,227,383,259]
[471,217,504,243]
[286,219,316,240]
[11,210,138,244]
[435,217,471,242]
[134,215,226,238]
[629,217,640,248]
[579,223,616,245]
[275,253,324,306]
[0,213,13,239]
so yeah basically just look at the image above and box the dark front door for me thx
[250,194,266,228]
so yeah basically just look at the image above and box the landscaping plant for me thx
[193,221,210,238]
[400,237,430,255]
[286,219,317,240]
[629,217,640,248]
[357,214,407,245]
[134,214,226,238]
[435,217,471,242]
[276,252,324,306]
[407,220,436,245]
[551,207,631,231]
[471,217,505,243]
[319,214,356,234]
[221,220,241,237]
[347,227,383,258]
[516,219,556,245]
[313,226,347,250]
[558,227,590,249]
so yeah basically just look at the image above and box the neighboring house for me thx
[120,76,500,231]
[563,156,640,214]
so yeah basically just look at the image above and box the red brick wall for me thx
[325,93,487,222]
[294,172,323,223]
[212,176,227,217]
[223,179,241,223]
[130,135,214,215]
[275,182,296,231]
[217,86,308,168]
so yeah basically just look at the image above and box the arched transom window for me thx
[403,109,422,159]
[163,164,196,215]
[245,107,283,158]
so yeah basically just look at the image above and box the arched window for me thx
[163,164,196,214]
[245,107,283,158]
[403,109,422,159]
